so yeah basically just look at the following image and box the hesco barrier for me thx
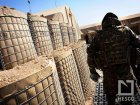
[0,6,37,70]
[59,23,69,46]
[72,27,78,43]
[48,21,63,50]
[52,49,85,105]
[28,14,53,56]
[0,60,65,105]
[67,25,74,44]
[71,41,92,100]
[80,41,88,60]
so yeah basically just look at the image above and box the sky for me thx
[0,0,140,26]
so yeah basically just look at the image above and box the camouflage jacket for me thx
[87,17,140,72]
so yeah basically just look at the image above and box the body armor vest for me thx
[94,26,130,68]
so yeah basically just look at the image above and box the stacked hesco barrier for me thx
[59,23,69,46]
[51,49,85,105]
[0,6,93,105]
[48,21,63,50]
[70,41,92,100]
[67,24,74,44]
[72,27,78,42]
[0,6,37,70]
[0,58,65,105]
[28,14,53,56]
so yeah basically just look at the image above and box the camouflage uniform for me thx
[87,13,140,105]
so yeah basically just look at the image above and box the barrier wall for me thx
[48,21,63,50]
[52,49,85,105]
[0,58,65,105]
[0,7,37,70]
[72,27,78,42]
[28,14,53,56]
[67,25,74,44]
[0,6,92,105]
[59,22,69,46]
[71,41,92,100]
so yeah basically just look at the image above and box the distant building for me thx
[35,5,81,40]
[80,13,140,40]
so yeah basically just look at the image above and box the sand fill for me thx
[0,56,54,88]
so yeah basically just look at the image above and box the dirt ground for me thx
[0,56,54,88]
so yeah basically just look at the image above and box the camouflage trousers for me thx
[102,64,139,105]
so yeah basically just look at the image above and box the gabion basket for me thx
[0,62,65,105]
[47,21,63,50]
[67,25,74,44]
[52,49,85,105]
[59,23,69,46]
[81,41,88,60]
[0,6,37,70]
[28,14,53,56]
[71,41,92,100]
[72,27,78,43]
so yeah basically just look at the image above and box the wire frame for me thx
[28,14,53,56]
[67,25,74,44]
[72,27,78,43]
[0,7,37,70]
[53,49,85,105]
[71,41,92,100]
[59,23,69,46]
[0,65,65,105]
[48,21,63,50]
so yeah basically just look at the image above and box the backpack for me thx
[94,26,130,69]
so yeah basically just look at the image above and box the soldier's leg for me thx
[103,79,117,105]
[106,92,116,105]
[119,79,139,105]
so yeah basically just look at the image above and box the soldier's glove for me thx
[90,71,100,82]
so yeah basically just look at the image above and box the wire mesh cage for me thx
[0,6,37,70]
[80,41,88,60]
[0,60,65,105]
[67,24,74,44]
[47,21,63,50]
[52,49,85,105]
[28,14,53,56]
[71,41,92,100]
[72,27,78,43]
[59,23,69,46]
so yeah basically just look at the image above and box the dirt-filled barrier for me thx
[59,22,69,46]
[72,27,78,43]
[67,25,74,44]
[28,14,53,56]
[0,57,65,105]
[70,41,92,100]
[50,48,85,105]
[48,21,63,50]
[0,6,37,70]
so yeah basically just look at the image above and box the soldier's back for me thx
[94,26,131,69]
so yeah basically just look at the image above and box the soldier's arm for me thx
[127,26,140,48]
[87,37,100,81]
[87,37,98,73]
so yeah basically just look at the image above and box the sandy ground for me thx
[0,56,54,88]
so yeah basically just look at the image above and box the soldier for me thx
[87,12,140,105]
[85,34,89,44]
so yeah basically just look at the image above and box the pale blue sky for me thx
[0,0,140,26]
